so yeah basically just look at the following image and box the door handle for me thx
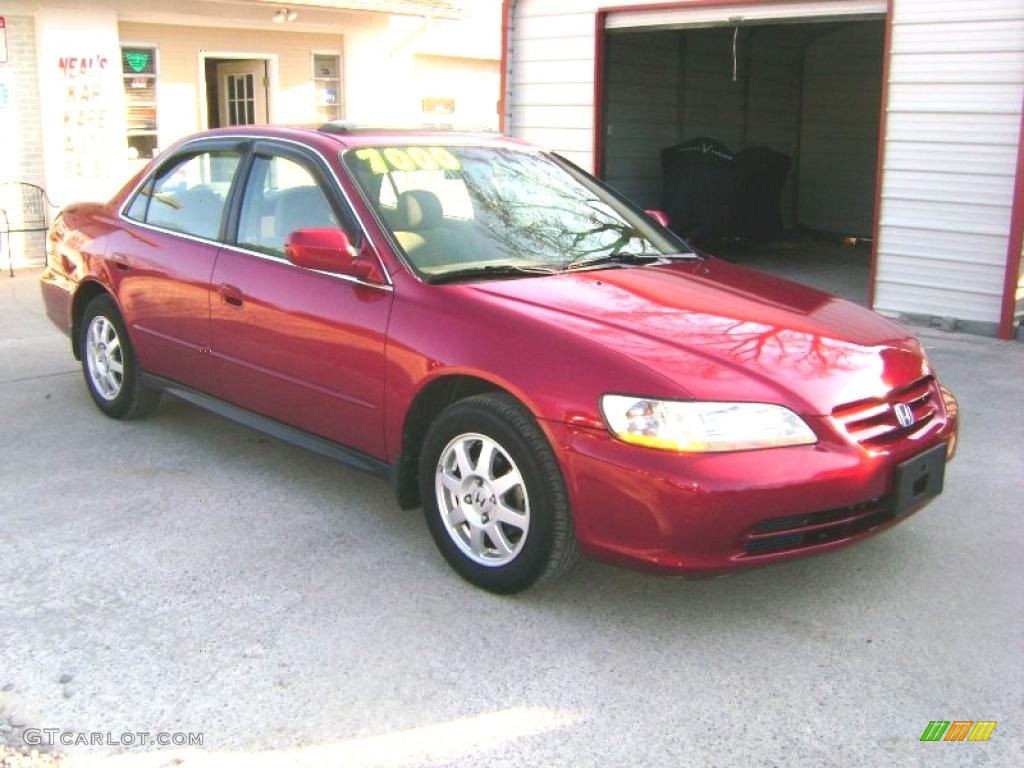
[218,283,244,308]
[112,252,131,270]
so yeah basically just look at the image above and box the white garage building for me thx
[500,0,1024,339]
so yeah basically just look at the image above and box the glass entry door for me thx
[216,59,269,126]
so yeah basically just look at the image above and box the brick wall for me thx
[1,14,46,268]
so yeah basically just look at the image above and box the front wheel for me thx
[419,393,579,593]
[79,295,161,419]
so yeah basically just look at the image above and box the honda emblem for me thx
[894,402,915,428]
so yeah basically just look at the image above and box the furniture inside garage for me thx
[600,17,886,304]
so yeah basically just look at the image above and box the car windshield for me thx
[342,145,692,280]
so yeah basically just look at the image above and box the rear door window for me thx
[135,150,241,240]
[123,179,151,221]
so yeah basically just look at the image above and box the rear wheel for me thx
[80,295,160,419]
[419,393,579,593]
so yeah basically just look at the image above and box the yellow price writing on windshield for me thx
[354,147,461,174]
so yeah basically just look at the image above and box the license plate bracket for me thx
[892,443,947,517]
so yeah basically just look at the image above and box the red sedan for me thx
[40,125,958,593]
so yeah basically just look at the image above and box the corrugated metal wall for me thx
[603,23,883,229]
[744,28,803,222]
[507,0,1024,332]
[507,1,599,170]
[800,23,884,235]
[874,0,1024,326]
[678,30,748,149]
[603,26,804,217]
[603,30,679,208]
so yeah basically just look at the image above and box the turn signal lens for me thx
[940,385,959,460]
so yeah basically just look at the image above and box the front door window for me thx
[236,155,341,258]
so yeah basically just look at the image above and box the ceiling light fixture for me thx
[273,8,298,23]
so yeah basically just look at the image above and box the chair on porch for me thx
[1,182,57,277]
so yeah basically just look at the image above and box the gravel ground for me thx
[0,746,66,768]
[1,270,1022,768]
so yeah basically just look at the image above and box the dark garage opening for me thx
[600,17,886,305]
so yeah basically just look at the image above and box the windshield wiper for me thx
[428,264,558,285]
[564,250,695,272]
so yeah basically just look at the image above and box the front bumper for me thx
[543,406,957,576]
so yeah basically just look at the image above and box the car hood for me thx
[470,258,929,416]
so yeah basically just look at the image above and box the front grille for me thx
[743,499,891,556]
[831,376,940,450]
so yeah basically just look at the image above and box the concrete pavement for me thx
[1,269,1021,768]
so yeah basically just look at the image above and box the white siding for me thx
[508,1,596,165]
[874,0,1024,325]
[507,0,1024,331]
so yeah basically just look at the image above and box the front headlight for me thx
[600,395,817,453]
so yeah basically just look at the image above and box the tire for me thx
[419,393,579,593]
[79,294,161,419]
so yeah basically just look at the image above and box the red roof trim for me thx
[999,95,1024,340]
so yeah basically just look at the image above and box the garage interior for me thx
[601,16,886,305]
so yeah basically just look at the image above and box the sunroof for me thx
[318,120,496,135]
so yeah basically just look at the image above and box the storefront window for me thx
[313,53,343,124]
[122,46,158,161]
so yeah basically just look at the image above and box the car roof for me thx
[193,124,536,152]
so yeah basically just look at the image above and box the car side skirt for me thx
[142,374,392,479]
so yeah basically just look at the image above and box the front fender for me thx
[382,271,690,461]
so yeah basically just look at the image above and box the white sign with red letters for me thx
[0,17,9,65]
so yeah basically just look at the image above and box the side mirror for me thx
[645,209,671,228]
[284,228,380,282]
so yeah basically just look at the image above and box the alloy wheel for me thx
[435,432,530,567]
[85,315,124,401]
